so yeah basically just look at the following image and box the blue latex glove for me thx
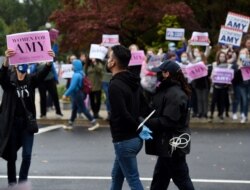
[139,125,153,140]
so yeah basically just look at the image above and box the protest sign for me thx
[189,32,210,46]
[225,12,250,33]
[218,26,243,47]
[128,50,145,66]
[165,28,185,41]
[102,34,119,47]
[49,28,59,42]
[211,67,234,84]
[60,64,73,79]
[185,62,208,80]
[89,44,108,60]
[6,30,53,65]
[147,55,162,70]
[241,66,250,81]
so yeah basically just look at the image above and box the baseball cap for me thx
[151,60,181,74]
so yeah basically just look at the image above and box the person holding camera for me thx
[0,49,54,186]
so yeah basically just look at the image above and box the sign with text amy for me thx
[241,66,250,81]
[189,32,210,46]
[102,34,119,47]
[128,50,145,66]
[49,28,59,42]
[60,64,73,79]
[166,28,185,41]
[6,31,52,65]
[89,44,108,60]
[211,68,234,84]
[225,12,250,33]
[185,62,208,80]
[218,26,243,47]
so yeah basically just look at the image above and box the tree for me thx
[0,18,8,55]
[8,18,29,34]
[50,0,200,52]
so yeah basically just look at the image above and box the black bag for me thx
[25,112,39,134]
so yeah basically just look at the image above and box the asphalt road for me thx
[0,126,250,190]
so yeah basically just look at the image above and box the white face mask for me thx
[219,58,226,63]
[181,57,188,63]
[240,54,247,60]
[169,47,176,51]
[195,56,201,62]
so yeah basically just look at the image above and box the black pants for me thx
[38,79,62,116]
[89,90,102,117]
[210,87,228,117]
[7,117,34,185]
[150,154,194,190]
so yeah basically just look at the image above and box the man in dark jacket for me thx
[0,49,53,186]
[145,60,195,190]
[107,45,148,190]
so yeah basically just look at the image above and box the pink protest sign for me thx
[241,66,250,81]
[7,30,53,65]
[128,50,145,66]
[49,28,59,42]
[189,32,210,46]
[185,62,208,80]
[211,68,234,84]
[102,34,119,47]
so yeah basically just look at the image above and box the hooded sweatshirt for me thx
[109,71,144,142]
[64,60,84,96]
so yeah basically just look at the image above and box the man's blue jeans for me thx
[110,137,144,190]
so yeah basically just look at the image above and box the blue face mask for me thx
[17,64,28,74]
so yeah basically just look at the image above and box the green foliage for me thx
[8,18,29,34]
[150,15,181,52]
[0,18,8,55]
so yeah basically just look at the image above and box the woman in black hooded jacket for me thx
[145,60,195,190]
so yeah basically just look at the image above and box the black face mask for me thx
[157,72,164,82]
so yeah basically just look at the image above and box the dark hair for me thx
[111,45,131,68]
[170,70,192,97]
[216,51,227,64]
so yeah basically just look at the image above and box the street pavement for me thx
[0,126,250,190]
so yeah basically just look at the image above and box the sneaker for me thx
[240,114,246,124]
[88,122,100,131]
[40,115,47,119]
[78,113,85,119]
[232,114,238,120]
[55,113,63,119]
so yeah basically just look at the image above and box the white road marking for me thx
[36,125,65,135]
[0,176,249,184]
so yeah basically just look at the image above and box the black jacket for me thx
[0,64,51,160]
[145,79,191,157]
[108,71,147,142]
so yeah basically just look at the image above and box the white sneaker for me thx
[55,114,63,119]
[240,114,246,123]
[232,114,238,120]
[88,123,100,131]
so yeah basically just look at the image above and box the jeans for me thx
[111,137,144,190]
[70,91,94,122]
[210,87,228,117]
[232,84,249,116]
[7,117,34,184]
[150,154,194,190]
[102,82,111,113]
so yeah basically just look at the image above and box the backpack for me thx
[82,76,92,94]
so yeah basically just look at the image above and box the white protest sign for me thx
[89,44,108,60]
[102,34,119,47]
[60,64,73,79]
[166,28,185,41]
[218,26,243,47]
[189,32,210,46]
[225,12,250,33]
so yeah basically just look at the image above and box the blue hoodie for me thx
[64,59,85,96]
